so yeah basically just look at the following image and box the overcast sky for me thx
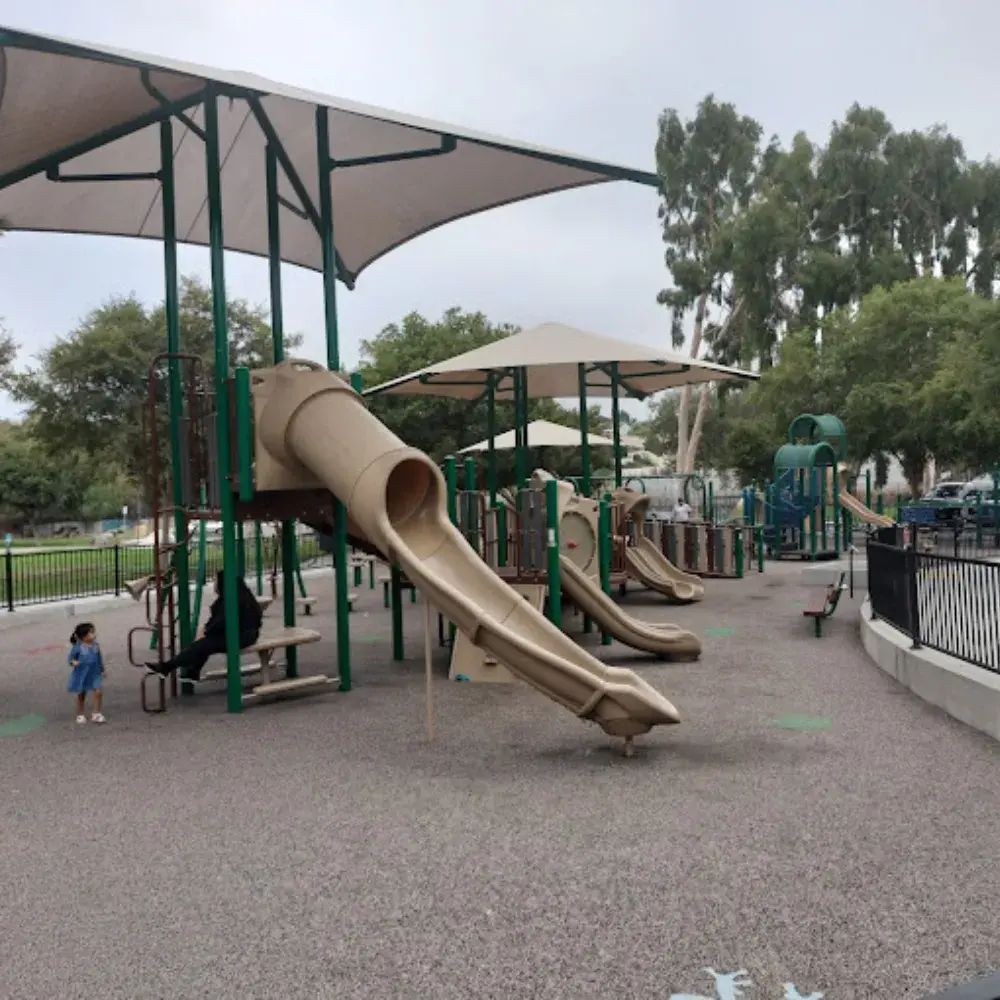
[1,0,997,422]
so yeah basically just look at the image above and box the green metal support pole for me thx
[350,372,365,587]
[734,527,744,579]
[833,471,841,555]
[514,367,527,489]
[545,479,561,629]
[203,90,243,713]
[444,455,457,645]
[236,519,246,580]
[316,106,351,692]
[391,564,404,660]
[756,525,765,572]
[611,362,622,488]
[235,367,254,502]
[463,457,477,548]
[865,470,872,511]
[486,376,497,505]
[159,118,193,653]
[266,142,298,679]
[444,456,458,525]
[599,494,612,646]
[809,470,818,560]
[578,363,591,496]
[254,522,263,595]
[876,491,884,516]
[708,482,715,523]
[496,503,508,567]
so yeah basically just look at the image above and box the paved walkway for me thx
[1,568,998,998]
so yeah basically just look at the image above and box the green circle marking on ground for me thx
[770,713,832,731]
[705,627,735,638]
[0,714,47,738]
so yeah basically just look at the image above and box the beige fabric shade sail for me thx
[460,420,615,453]
[365,322,758,401]
[0,26,659,287]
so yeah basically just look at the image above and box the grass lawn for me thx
[1,535,326,607]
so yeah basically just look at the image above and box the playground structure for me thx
[750,413,894,561]
[0,28,764,750]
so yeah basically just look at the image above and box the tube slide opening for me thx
[385,458,439,530]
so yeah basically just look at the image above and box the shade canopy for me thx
[365,322,758,400]
[0,26,658,288]
[460,419,615,453]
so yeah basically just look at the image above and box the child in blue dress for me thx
[68,622,105,724]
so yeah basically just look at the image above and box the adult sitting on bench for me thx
[147,571,262,680]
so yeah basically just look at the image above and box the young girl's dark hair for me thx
[70,622,95,644]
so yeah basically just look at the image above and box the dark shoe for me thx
[146,661,173,677]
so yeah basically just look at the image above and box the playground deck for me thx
[1,571,999,998]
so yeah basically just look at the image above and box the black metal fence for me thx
[0,533,326,611]
[867,539,1000,673]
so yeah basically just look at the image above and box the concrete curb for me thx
[860,597,1000,742]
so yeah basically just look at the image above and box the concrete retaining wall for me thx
[860,598,1000,741]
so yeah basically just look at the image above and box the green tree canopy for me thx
[6,276,300,490]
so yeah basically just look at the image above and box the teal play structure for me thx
[765,414,846,561]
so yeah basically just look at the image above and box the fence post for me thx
[734,527,744,579]
[5,547,13,612]
[114,544,121,597]
[906,546,921,649]
[756,525,765,573]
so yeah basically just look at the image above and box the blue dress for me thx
[67,642,104,693]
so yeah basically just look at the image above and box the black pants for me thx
[160,630,258,680]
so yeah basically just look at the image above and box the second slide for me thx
[558,557,701,660]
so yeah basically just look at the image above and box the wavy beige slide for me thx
[559,556,701,660]
[256,363,681,741]
[839,490,894,528]
[613,489,705,603]
[626,536,706,603]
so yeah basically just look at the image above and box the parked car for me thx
[917,481,967,523]
[960,475,1000,526]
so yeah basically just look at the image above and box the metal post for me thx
[486,375,497,505]
[578,363,591,496]
[236,520,246,580]
[160,118,192,649]
[114,544,121,597]
[907,546,921,648]
[610,362,622,488]
[734,527,743,579]
[545,479,561,629]
[708,481,715,523]
[350,372,365,587]
[4,548,12,612]
[316,105,351,692]
[204,89,243,713]
[756,525,765,572]
[266,142,298,679]
[496,503,508,567]
[254,522,263,595]
[444,456,458,525]
[463,457,476,547]
[833,467,841,555]
[809,469,818,560]
[865,469,872,511]
[599,494,612,646]
[514,367,527,489]
[391,564,404,660]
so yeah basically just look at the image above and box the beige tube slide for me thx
[256,364,681,739]
[558,557,701,660]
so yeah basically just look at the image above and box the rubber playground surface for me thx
[1,568,999,999]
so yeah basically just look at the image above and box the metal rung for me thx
[141,671,167,714]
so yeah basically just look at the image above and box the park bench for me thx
[803,571,847,637]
